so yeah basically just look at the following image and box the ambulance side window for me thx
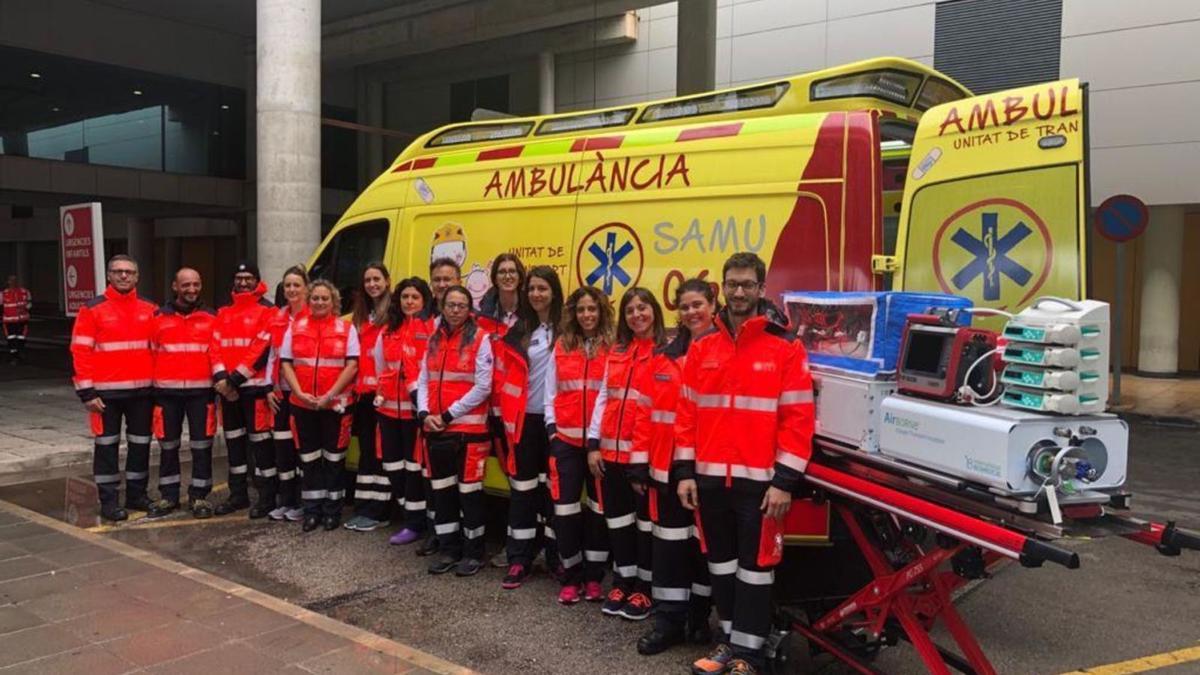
[309,219,389,314]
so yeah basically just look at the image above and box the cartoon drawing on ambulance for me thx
[430,222,468,268]
[464,262,492,307]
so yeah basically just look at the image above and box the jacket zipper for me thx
[311,319,322,397]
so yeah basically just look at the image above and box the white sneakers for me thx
[268,506,305,522]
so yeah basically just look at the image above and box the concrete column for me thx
[244,44,258,266]
[256,0,321,288]
[676,0,717,95]
[538,51,556,115]
[1136,205,1185,375]
[126,217,155,298]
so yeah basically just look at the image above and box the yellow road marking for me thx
[86,482,232,532]
[1061,643,1200,675]
[86,512,247,533]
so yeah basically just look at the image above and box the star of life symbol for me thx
[949,212,1033,301]
[585,231,634,295]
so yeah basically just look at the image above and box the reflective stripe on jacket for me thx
[355,320,384,394]
[631,334,689,485]
[70,285,156,400]
[492,335,528,460]
[152,303,218,393]
[376,317,431,420]
[425,323,489,434]
[288,314,357,411]
[550,340,607,446]
[675,308,814,491]
[266,304,308,390]
[2,287,31,323]
[590,337,655,466]
[211,282,274,390]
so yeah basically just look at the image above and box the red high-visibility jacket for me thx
[355,320,384,395]
[675,305,814,492]
[266,304,308,391]
[70,286,156,401]
[211,282,274,391]
[548,340,608,447]
[422,322,490,435]
[285,313,359,411]
[375,316,432,420]
[2,287,31,323]
[587,337,656,466]
[152,303,219,393]
[631,334,690,485]
[491,335,528,467]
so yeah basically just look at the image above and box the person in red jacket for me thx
[147,268,220,519]
[634,278,717,654]
[677,253,814,675]
[418,285,493,577]
[265,265,310,522]
[345,262,393,532]
[210,262,276,518]
[280,280,360,532]
[3,274,32,363]
[70,255,156,521]
[373,277,435,545]
[588,287,665,621]
[476,253,525,335]
[546,285,613,605]
[495,265,562,590]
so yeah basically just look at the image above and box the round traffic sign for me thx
[1094,194,1148,243]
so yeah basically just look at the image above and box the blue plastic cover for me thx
[782,291,973,376]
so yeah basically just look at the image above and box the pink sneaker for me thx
[584,581,604,602]
[558,584,582,605]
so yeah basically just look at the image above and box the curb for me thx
[0,498,477,675]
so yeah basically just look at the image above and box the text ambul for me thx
[938,85,1078,137]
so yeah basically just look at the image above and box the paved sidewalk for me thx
[0,377,225,486]
[0,499,472,674]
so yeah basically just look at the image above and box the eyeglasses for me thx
[496,269,519,277]
[443,302,470,311]
[722,280,761,292]
[110,269,137,276]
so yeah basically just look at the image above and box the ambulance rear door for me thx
[891,79,1089,320]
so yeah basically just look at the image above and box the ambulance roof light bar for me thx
[536,108,636,136]
[810,69,924,106]
[638,81,790,123]
[426,121,535,148]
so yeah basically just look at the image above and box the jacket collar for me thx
[104,285,138,302]
[229,281,267,307]
[716,298,787,340]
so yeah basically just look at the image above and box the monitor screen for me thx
[903,329,947,377]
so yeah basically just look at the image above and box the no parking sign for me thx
[1094,194,1148,243]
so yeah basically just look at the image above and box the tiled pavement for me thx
[0,500,473,675]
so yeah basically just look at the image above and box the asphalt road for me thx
[2,415,1198,674]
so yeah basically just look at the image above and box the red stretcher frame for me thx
[790,462,1198,674]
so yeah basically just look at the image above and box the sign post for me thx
[59,202,106,316]
[1093,194,1149,406]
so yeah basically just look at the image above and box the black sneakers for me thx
[145,499,178,519]
[428,555,461,575]
[100,504,128,522]
[455,558,484,577]
[214,494,251,516]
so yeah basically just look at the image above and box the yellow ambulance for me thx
[311,56,1088,322]
[309,56,1090,491]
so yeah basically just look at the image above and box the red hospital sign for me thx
[60,202,106,316]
